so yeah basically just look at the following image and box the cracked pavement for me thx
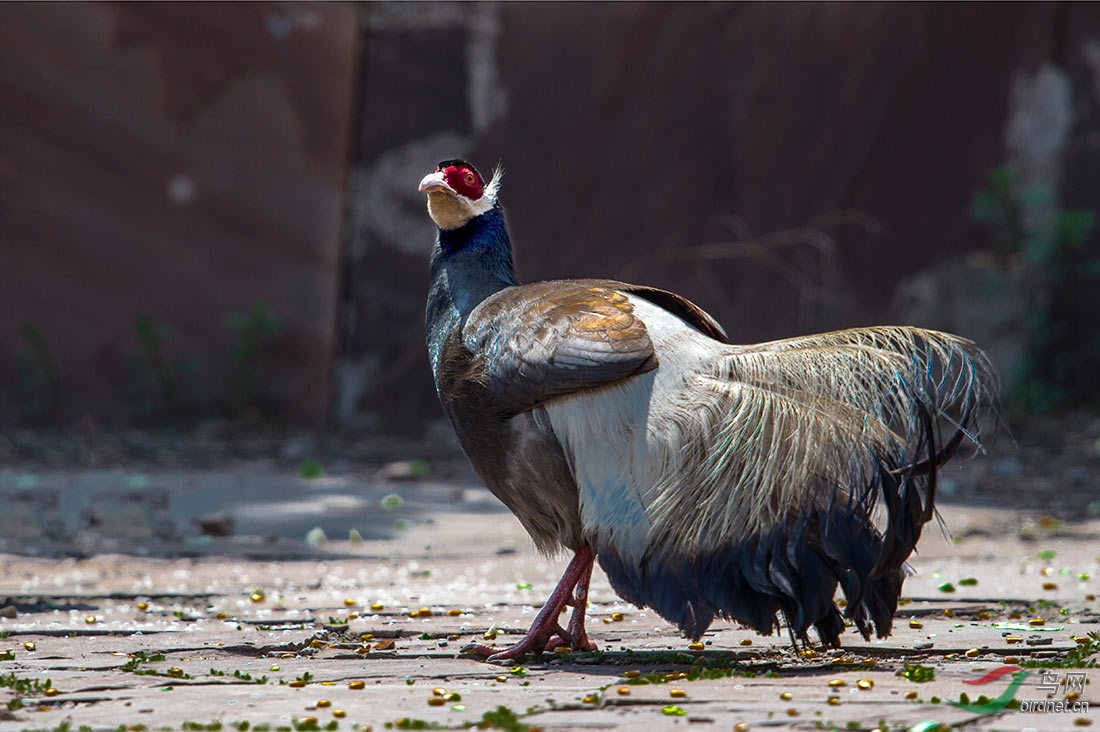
[0,459,1097,731]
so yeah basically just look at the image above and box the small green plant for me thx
[128,315,198,420]
[233,669,268,684]
[0,670,53,694]
[223,302,282,412]
[284,671,312,685]
[299,459,324,479]
[380,493,404,511]
[14,322,62,423]
[120,652,193,680]
[290,720,334,732]
[121,651,166,675]
[1020,630,1100,668]
[970,165,1099,412]
[384,720,442,730]
[8,722,93,732]
[902,663,935,683]
[477,706,534,732]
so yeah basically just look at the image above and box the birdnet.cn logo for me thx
[949,665,1089,715]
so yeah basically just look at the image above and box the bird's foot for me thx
[543,633,597,653]
[544,592,597,653]
[461,625,559,664]
[462,621,596,663]
[461,545,596,663]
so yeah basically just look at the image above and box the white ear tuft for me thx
[466,164,503,218]
[484,164,504,203]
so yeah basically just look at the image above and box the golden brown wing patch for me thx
[464,282,658,414]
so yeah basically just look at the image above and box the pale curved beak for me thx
[418,170,452,193]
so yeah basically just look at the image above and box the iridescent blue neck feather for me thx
[425,204,517,379]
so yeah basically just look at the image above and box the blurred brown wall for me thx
[2,2,1097,430]
[0,2,356,425]
[340,1,1099,430]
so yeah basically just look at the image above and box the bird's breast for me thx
[436,331,584,553]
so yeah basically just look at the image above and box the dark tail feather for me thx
[820,497,904,639]
[595,496,898,647]
[595,541,718,640]
[874,387,948,579]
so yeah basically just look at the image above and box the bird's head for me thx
[418,159,501,231]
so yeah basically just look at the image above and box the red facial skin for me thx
[441,164,484,200]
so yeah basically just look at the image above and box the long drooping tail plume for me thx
[596,326,997,646]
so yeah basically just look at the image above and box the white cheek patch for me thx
[427,191,477,230]
[466,193,494,218]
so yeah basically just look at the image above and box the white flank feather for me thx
[545,295,997,559]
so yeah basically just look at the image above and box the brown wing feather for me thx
[464,281,659,414]
[547,279,728,343]
[617,284,729,343]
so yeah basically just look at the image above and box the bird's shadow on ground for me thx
[482,648,898,679]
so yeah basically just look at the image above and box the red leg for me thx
[545,553,596,652]
[463,545,597,663]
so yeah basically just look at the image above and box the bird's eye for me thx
[464,172,477,186]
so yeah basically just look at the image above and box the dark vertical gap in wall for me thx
[1049,1,1070,69]
[329,3,372,425]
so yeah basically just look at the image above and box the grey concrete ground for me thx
[0,457,1097,732]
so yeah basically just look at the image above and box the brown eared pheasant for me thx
[420,159,998,662]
